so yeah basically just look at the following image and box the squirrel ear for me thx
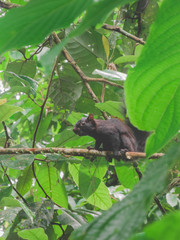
[88,113,94,120]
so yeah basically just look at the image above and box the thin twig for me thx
[1,122,28,205]
[25,37,50,61]
[32,60,57,148]
[85,77,123,89]
[102,24,145,45]
[154,196,166,214]
[2,121,10,148]
[28,95,41,107]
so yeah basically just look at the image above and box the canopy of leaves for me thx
[0,0,179,240]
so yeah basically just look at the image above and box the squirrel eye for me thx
[81,122,85,126]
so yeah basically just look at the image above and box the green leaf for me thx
[0,207,21,224]
[69,160,112,210]
[5,60,36,78]
[0,186,12,202]
[69,163,80,186]
[0,154,34,170]
[125,0,180,156]
[4,71,38,97]
[134,45,144,57]
[114,55,137,64]
[95,101,125,119]
[115,45,144,65]
[49,69,83,111]
[0,197,21,207]
[0,0,93,54]
[18,228,48,240]
[58,209,86,229]
[71,142,180,240]
[86,181,112,210]
[16,166,33,196]
[34,165,68,208]
[48,128,82,147]
[17,199,35,222]
[145,211,180,240]
[67,112,85,125]
[0,103,23,122]
[115,161,139,189]
[65,30,106,76]
[79,159,111,210]
[40,0,136,71]
[36,112,52,142]
[102,35,110,61]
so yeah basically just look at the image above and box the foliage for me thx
[0,0,179,240]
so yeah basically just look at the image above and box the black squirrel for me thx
[73,114,138,158]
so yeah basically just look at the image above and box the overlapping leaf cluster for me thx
[0,0,179,240]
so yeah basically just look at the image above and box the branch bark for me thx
[0,147,164,160]
[102,24,145,45]
[0,1,19,9]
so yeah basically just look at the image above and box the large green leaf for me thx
[0,103,23,122]
[69,160,112,210]
[0,186,12,202]
[35,112,52,142]
[125,0,180,156]
[16,166,33,196]
[71,142,180,240]
[0,0,93,54]
[40,0,137,71]
[18,228,48,240]
[65,29,106,76]
[0,154,34,170]
[57,209,86,230]
[115,161,139,189]
[145,211,180,240]
[3,72,38,97]
[49,64,83,111]
[95,101,124,119]
[5,60,36,78]
[48,128,86,147]
[34,165,68,208]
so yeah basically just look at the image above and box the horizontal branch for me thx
[0,1,19,9]
[0,148,164,160]
[86,77,123,89]
[102,24,145,45]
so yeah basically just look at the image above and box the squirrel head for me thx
[73,114,96,137]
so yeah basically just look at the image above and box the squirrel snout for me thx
[73,127,79,134]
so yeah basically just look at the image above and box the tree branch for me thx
[85,77,123,89]
[102,24,145,45]
[2,121,10,148]
[0,1,19,9]
[0,147,164,160]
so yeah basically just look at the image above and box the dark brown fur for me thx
[73,114,137,158]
